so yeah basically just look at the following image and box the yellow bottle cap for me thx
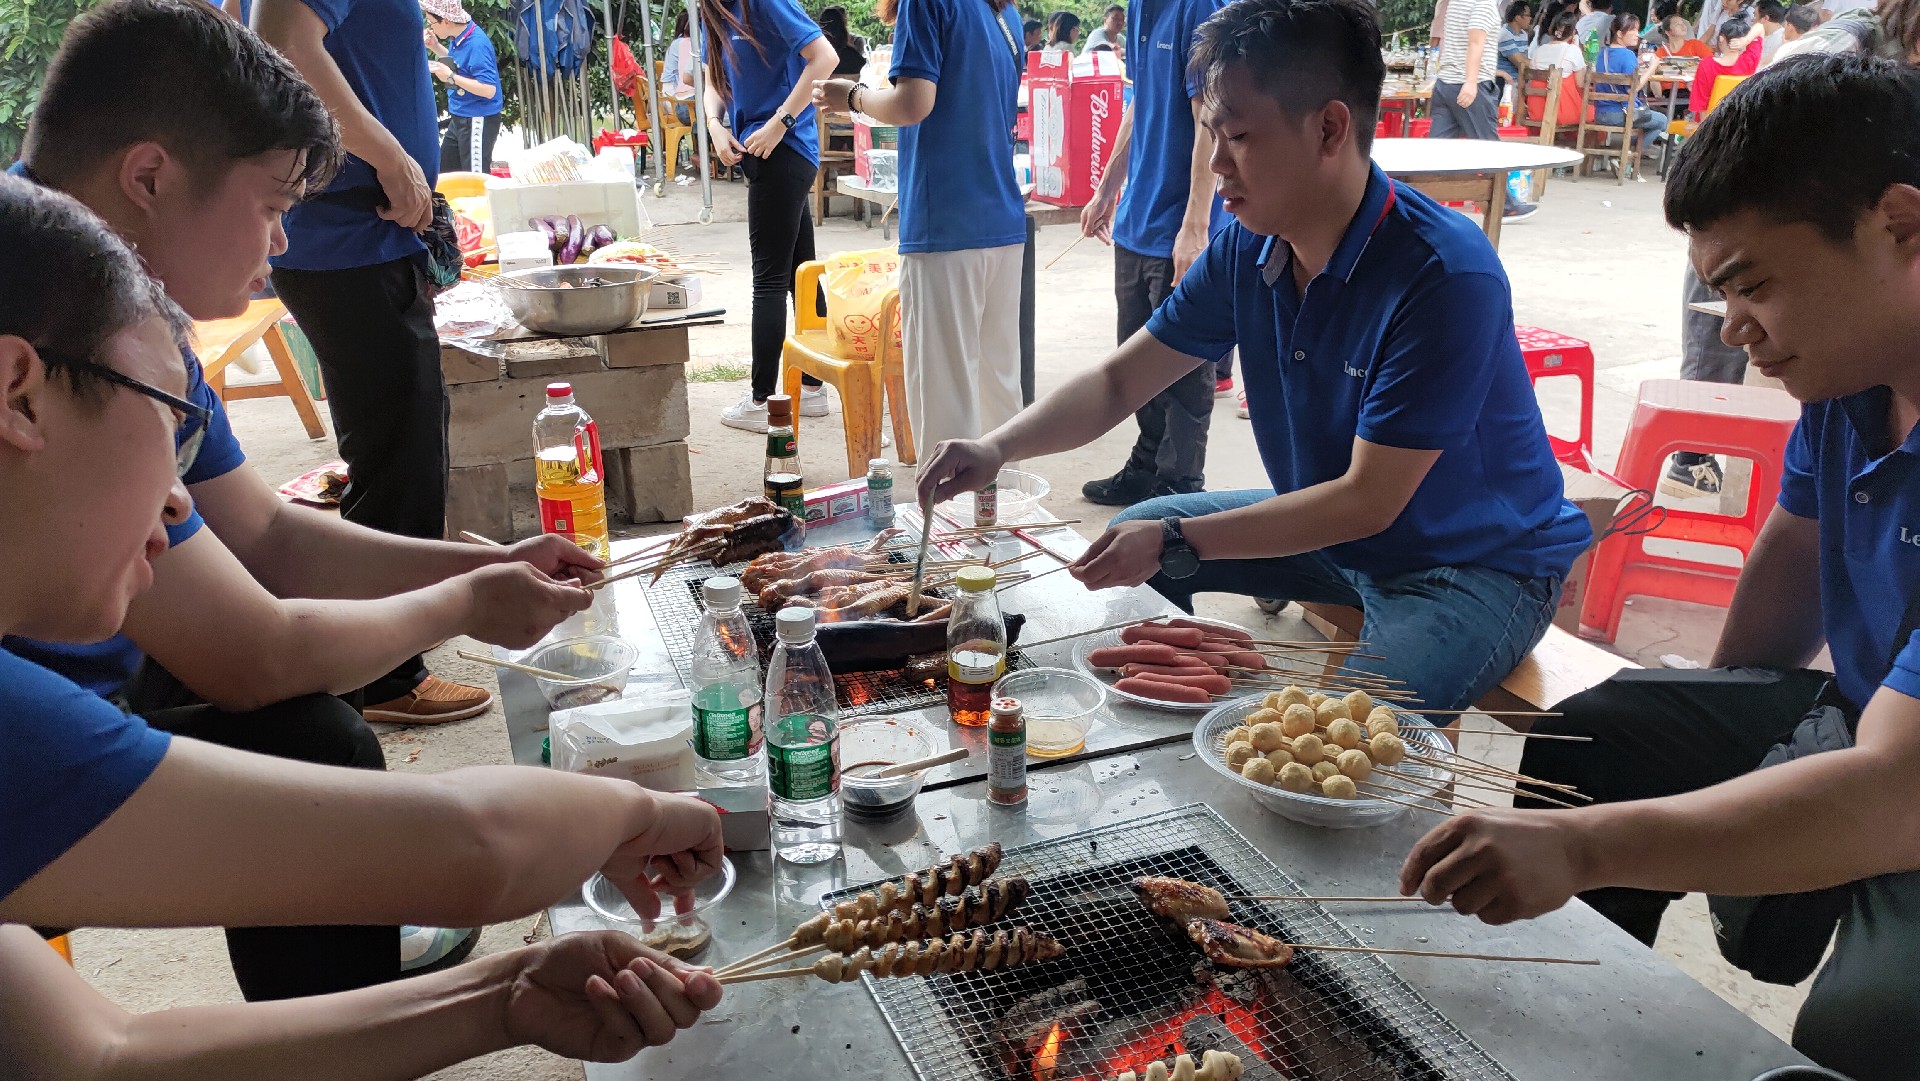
[955,566,997,592]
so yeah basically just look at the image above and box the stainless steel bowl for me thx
[496,264,660,336]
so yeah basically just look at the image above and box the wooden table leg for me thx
[1483,172,1508,250]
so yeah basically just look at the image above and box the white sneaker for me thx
[719,392,769,433]
[1235,388,1249,420]
[800,386,831,417]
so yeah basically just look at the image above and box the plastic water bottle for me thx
[533,382,609,560]
[763,607,842,864]
[691,576,764,786]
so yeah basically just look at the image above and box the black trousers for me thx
[1428,79,1502,140]
[272,256,444,702]
[743,141,821,402]
[1520,666,1838,944]
[125,664,401,1001]
[1115,243,1212,491]
[440,113,502,175]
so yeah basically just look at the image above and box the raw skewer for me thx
[1352,783,1454,816]
[905,490,937,617]
[713,941,830,977]
[459,530,504,546]
[1000,564,1071,590]
[1045,231,1089,269]
[1266,941,1598,966]
[1399,751,1590,802]
[454,649,577,681]
[873,747,971,778]
[1226,894,1436,904]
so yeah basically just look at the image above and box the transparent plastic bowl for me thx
[582,854,736,961]
[993,666,1107,758]
[950,468,1051,525]
[527,635,638,711]
[840,718,935,823]
[1192,695,1454,829]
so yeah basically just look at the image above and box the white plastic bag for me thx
[550,687,697,792]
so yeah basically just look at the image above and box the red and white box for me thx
[1028,50,1125,208]
[853,119,899,185]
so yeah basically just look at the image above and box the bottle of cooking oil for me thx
[533,383,609,560]
[946,566,1006,727]
[763,394,805,521]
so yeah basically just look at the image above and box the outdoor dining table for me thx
[498,515,1814,1081]
[1647,71,1692,179]
[1370,138,1584,249]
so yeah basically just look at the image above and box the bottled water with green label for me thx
[764,607,842,864]
[691,576,764,785]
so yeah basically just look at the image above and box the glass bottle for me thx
[690,576,764,786]
[532,382,610,560]
[763,607,842,864]
[866,457,895,528]
[988,695,1028,806]
[946,566,1007,727]
[763,394,805,522]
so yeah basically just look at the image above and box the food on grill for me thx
[1335,748,1373,781]
[1321,774,1358,799]
[1241,756,1277,784]
[803,928,1064,982]
[1114,676,1210,702]
[1130,876,1232,921]
[1370,731,1407,766]
[1276,762,1314,792]
[1326,718,1364,749]
[649,498,798,579]
[1224,742,1257,770]
[1249,722,1285,752]
[1280,703,1317,738]
[1112,1051,1245,1081]
[1290,732,1326,765]
[830,843,1004,920]
[758,567,898,610]
[1186,918,1296,969]
[797,878,1034,952]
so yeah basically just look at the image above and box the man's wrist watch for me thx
[1159,517,1200,579]
[777,110,797,130]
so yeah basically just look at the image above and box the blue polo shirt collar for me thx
[1840,386,1920,469]
[1257,165,1399,289]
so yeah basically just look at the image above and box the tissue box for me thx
[648,274,702,310]
[697,785,770,852]
[496,230,553,274]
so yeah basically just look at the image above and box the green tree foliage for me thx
[0,0,100,164]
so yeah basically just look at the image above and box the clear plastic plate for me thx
[1070,615,1256,713]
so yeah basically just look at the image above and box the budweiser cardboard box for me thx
[853,119,898,185]
[1028,50,1124,208]
[1556,464,1630,633]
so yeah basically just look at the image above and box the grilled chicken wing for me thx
[1185,918,1295,969]
[1131,876,1232,922]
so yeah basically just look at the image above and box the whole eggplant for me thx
[582,224,617,258]
[559,214,585,263]
[815,612,1027,674]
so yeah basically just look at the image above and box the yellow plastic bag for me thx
[823,247,902,361]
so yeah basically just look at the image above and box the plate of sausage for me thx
[1071,616,1271,711]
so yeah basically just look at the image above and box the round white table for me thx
[1369,137,1584,248]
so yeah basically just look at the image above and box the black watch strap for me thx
[1159,517,1201,579]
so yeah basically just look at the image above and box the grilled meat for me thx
[805,927,1063,984]
[1185,918,1295,969]
[1132,876,1232,922]
[805,879,1032,952]
[830,843,1005,921]
[1114,1051,1244,1081]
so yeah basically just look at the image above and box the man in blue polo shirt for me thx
[423,0,504,173]
[1077,0,1229,506]
[1397,57,1920,1081]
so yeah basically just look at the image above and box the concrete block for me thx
[608,442,693,524]
[446,462,512,541]
[602,325,692,369]
[504,339,605,381]
[448,363,690,468]
[441,343,502,385]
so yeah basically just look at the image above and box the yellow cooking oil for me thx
[533,383,610,560]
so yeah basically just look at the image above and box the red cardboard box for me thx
[1028,51,1124,208]
[853,119,899,185]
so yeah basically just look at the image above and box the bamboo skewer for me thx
[715,941,829,978]
[717,964,823,986]
[1271,941,1597,966]
[1000,564,1071,590]
[713,939,806,978]
[905,490,938,617]
[459,530,504,546]
[1009,525,1077,567]
[1014,616,1164,652]
[1353,784,1454,816]
[1044,231,1089,269]
[454,649,576,681]
[1227,894,1430,904]
[1402,749,1591,801]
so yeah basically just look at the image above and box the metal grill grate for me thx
[822,805,1516,1081]
[641,552,1031,719]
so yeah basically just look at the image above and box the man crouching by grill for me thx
[1399,56,1920,1081]
[915,0,1588,715]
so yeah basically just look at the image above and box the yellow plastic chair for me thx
[780,260,911,475]
[435,171,490,199]
[1706,73,1749,114]
[632,68,701,178]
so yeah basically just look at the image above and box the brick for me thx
[608,442,693,524]
[446,463,512,541]
[441,343,502,385]
[448,364,690,468]
[504,338,604,380]
[602,325,691,369]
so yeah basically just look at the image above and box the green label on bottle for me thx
[780,491,807,518]
[767,432,797,458]
[989,727,1025,749]
[768,741,836,801]
[694,704,753,760]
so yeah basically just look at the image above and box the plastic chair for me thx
[1578,379,1801,642]
[1514,325,1595,469]
[629,75,700,179]
[1707,73,1750,114]
[780,260,911,475]
[434,171,490,200]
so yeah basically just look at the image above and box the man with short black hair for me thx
[923,0,1585,713]
[1082,3,1127,53]
[1755,0,1789,58]
[1784,0,1920,59]
[1399,55,1920,1081]
[422,0,503,173]
[1767,1,1825,63]
[1574,0,1614,46]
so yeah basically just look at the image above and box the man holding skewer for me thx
[918,0,1588,715]
[1398,57,1920,1081]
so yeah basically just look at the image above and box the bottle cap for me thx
[991,696,1022,722]
[766,394,794,423]
[955,566,997,592]
[868,457,891,472]
[547,382,573,398]
[703,575,742,608]
[775,605,816,642]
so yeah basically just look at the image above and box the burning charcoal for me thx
[989,980,1104,1079]
[1237,965,1402,1081]
[1178,1014,1290,1081]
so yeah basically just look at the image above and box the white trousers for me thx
[899,244,1024,463]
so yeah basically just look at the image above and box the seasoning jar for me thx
[866,457,895,528]
[988,696,1028,806]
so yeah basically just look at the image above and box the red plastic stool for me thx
[1578,379,1801,642]
[1514,325,1595,469]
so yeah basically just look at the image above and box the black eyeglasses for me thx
[46,352,212,478]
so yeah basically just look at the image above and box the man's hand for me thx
[1172,220,1209,283]
[742,120,786,158]
[373,144,433,232]
[429,60,453,82]
[599,791,725,920]
[459,563,593,649]
[1398,808,1599,925]
[1080,178,1120,243]
[708,118,745,166]
[1069,519,1165,591]
[1456,81,1479,108]
[504,533,606,585]
[424,28,447,56]
[502,932,722,1062]
[916,439,1006,508]
[812,77,854,113]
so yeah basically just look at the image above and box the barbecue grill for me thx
[821,805,1515,1081]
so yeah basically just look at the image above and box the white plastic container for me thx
[486,176,650,249]
[495,230,553,274]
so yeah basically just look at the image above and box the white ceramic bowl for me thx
[1071,614,1255,712]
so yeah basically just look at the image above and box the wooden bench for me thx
[191,297,327,440]
[1296,602,1639,728]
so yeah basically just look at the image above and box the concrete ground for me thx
[67,163,1816,1079]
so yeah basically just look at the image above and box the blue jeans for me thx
[1113,490,1564,712]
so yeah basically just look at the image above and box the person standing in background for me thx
[813,0,1025,461]
[422,0,502,174]
[1753,0,1788,58]
[1575,0,1614,53]
[1024,17,1044,47]
[1076,0,1228,507]
[1696,0,1753,44]
[1765,3,1824,63]
[701,0,838,432]
[1429,0,1541,220]
[818,5,868,75]
[1082,4,1125,52]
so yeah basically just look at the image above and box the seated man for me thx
[1399,56,1920,1081]
[918,0,1588,712]
[9,0,599,999]
[0,174,721,1079]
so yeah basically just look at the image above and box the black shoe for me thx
[1081,466,1158,506]
[1147,480,1204,499]
[1660,453,1724,499]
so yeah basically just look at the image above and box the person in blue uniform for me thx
[423,0,503,174]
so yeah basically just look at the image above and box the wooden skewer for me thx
[1402,709,1574,725]
[905,491,936,617]
[871,746,971,778]
[1401,747,1589,800]
[1000,564,1071,591]
[1240,638,1374,649]
[1015,616,1163,652]
[1364,771,1492,809]
[454,649,577,682]
[1227,894,1431,904]
[1009,526,1077,567]
[716,964,823,986]
[714,941,828,977]
[459,530,504,546]
[1272,941,1598,966]
[1352,784,1454,816]
[1044,231,1090,269]
[713,939,804,978]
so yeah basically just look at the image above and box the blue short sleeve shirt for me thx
[0,650,171,899]
[1110,0,1227,260]
[721,0,824,167]
[1778,389,1920,710]
[1145,165,1590,581]
[445,22,504,118]
[890,0,1026,254]
[273,0,439,271]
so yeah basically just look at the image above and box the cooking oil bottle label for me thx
[767,431,797,458]
[768,727,836,801]
[948,650,1006,685]
[694,704,754,760]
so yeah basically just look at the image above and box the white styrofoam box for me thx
[647,274,702,310]
[486,176,650,246]
[495,230,554,274]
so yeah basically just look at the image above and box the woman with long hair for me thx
[661,11,695,124]
[1045,10,1081,48]
[701,0,838,432]
[818,5,868,75]
[815,0,1027,460]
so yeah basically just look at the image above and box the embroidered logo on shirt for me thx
[1899,527,1920,546]
[1344,362,1368,378]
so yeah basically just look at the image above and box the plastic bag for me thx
[550,687,697,792]
[823,247,902,361]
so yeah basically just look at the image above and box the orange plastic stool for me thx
[1515,325,1595,469]
[1578,379,1801,642]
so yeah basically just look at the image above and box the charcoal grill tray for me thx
[820,805,1516,1081]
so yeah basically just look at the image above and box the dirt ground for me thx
[66,164,1815,1080]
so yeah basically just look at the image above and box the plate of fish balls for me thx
[1191,685,1454,829]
